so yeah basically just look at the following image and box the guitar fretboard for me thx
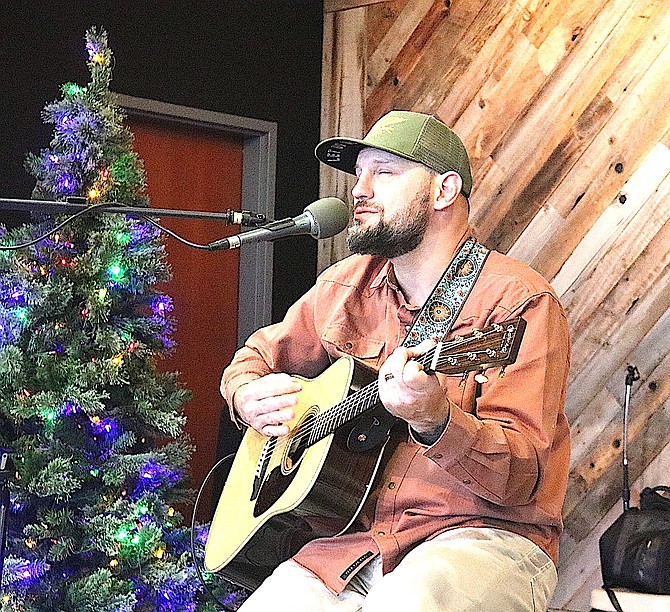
[290,319,523,449]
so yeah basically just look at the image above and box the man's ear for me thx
[434,171,463,210]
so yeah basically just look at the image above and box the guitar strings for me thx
[263,347,442,457]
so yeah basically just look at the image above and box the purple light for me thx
[5,558,48,587]
[58,114,72,129]
[57,172,77,194]
[155,579,197,612]
[9,290,26,304]
[86,41,100,60]
[129,221,159,243]
[90,417,121,442]
[135,460,180,494]
[62,401,80,416]
[151,296,173,316]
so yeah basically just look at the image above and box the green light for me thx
[66,83,84,96]
[43,409,58,422]
[116,528,129,541]
[107,263,124,279]
[130,534,140,545]
[15,308,28,322]
[115,232,131,246]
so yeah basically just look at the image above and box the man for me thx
[221,110,571,611]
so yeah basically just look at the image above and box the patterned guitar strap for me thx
[402,236,490,348]
[362,237,490,446]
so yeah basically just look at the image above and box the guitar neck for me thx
[303,318,525,446]
[303,348,438,445]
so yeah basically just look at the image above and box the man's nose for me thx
[352,172,372,200]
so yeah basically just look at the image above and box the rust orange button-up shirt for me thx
[221,248,571,594]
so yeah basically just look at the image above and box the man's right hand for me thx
[233,373,302,437]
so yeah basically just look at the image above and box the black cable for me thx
[0,202,110,250]
[189,452,238,611]
[138,215,212,250]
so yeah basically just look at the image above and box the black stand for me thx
[622,365,640,511]
[0,197,266,226]
[0,448,15,587]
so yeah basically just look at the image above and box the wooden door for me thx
[128,116,244,518]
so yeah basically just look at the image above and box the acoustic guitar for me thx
[204,317,526,590]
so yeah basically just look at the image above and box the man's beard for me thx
[347,193,430,259]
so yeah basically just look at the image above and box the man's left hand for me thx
[378,340,450,439]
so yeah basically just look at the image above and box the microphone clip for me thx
[225,210,267,227]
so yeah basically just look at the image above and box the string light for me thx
[116,527,129,541]
[107,263,124,279]
[43,408,59,422]
[115,231,131,246]
[65,83,84,96]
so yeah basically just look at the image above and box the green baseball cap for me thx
[315,110,473,197]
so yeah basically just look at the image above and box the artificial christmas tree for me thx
[0,27,243,611]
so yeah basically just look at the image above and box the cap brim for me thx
[314,137,368,176]
[315,136,426,177]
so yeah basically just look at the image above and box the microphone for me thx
[207,197,349,251]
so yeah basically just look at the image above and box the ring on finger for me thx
[384,373,394,382]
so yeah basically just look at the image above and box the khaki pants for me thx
[238,528,558,612]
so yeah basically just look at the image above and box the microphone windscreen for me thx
[305,197,350,239]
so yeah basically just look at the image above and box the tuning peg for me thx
[498,367,507,379]
[473,329,483,338]
[459,372,468,387]
[474,371,489,384]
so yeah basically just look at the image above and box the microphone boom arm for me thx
[0,197,267,225]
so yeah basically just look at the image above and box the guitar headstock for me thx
[422,317,526,376]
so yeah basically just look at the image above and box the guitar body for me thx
[204,357,390,590]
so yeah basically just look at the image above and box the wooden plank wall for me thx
[320,1,670,610]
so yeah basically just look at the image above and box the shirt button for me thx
[462,479,471,485]
[388,482,396,489]
[377,531,386,536]
[433,453,443,459]
[344,341,353,350]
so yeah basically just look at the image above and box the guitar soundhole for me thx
[281,407,317,475]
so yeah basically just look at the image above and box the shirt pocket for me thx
[322,324,385,368]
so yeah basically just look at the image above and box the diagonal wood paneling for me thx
[320,1,670,609]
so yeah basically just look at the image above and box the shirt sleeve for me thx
[424,291,571,506]
[220,283,332,424]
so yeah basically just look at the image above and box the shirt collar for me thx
[370,259,394,290]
